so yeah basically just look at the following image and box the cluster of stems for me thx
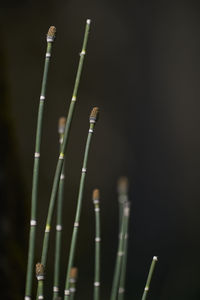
[35,19,91,299]
[64,107,99,300]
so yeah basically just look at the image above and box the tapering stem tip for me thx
[47,26,56,42]
[58,117,66,134]
[90,107,99,123]
[93,189,100,201]
[153,256,158,261]
[87,19,91,25]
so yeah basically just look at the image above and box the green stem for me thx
[64,115,98,300]
[93,190,101,300]
[53,121,66,299]
[118,202,130,300]
[141,256,158,300]
[36,19,91,298]
[110,203,130,300]
[69,268,78,300]
[25,30,55,300]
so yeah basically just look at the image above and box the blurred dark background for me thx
[1,0,200,299]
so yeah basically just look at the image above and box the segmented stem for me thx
[110,203,130,300]
[53,118,66,299]
[141,256,158,300]
[25,27,56,300]
[69,268,78,300]
[93,189,101,300]
[36,19,91,298]
[64,108,99,300]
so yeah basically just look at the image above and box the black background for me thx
[1,1,200,299]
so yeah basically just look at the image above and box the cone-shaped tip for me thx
[70,267,78,279]
[90,107,99,123]
[47,26,56,41]
[36,262,45,276]
[58,117,66,134]
[93,189,100,201]
[117,176,129,194]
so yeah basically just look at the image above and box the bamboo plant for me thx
[36,19,91,299]
[25,25,56,300]
[64,107,99,300]
[53,117,67,300]
[92,189,101,300]
[141,256,158,300]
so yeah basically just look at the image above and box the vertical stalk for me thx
[117,178,129,300]
[53,118,66,299]
[110,202,130,300]
[117,177,128,231]
[36,19,91,298]
[141,256,158,300]
[64,107,99,300]
[69,268,78,300]
[93,189,101,300]
[25,26,56,300]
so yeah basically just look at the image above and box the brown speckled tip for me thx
[90,107,99,122]
[36,262,45,276]
[117,176,129,194]
[58,117,66,133]
[70,267,78,279]
[47,26,56,37]
[93,189,100,201]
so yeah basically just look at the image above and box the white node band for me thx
[30,220,37,226]
[87,19,91,24]
[82,168,87,173]
[153,256,158,261]
[60,174,65,180]
[53,286,59,292]
[80,50,86,56]
[70,287,76,293]
[64,290,70,296]
[47,37,54,42]
[118,251,124,256]
[90,119,96,124]
[95,208,100,212]
[25,297,31,300]
[56,225,62,231]
[72,96,76,102]
[74,222,79,227]
[94,282,100,287]
[37,275,44,281]
[38,297,44,300]
[69,278,76,283]
[145,287,149,291]
[95,237,101,242]
[34,152,40,158]
[59,153,64,159]
[40,96,45,100]
[46,53,51,57]
[118,287,125,294]
[45,226,50,233]
[89,129,94,133]
[125,233,128,239]
[59,138,63,144]
[93,199,99,204]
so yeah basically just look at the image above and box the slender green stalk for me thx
[25,26,56,300]
[64,107,99,300]
[69,268,78,300]
[36,19,91,298]
[93,189,101,300]
[117,178,129,300]
[110,202,130,300]
[35,263,45,300]
[141,256,158,300]
[53,118,66,300]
